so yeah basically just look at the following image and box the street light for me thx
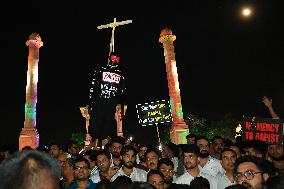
[241,7,253,18]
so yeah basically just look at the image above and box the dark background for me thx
[0,0,283,147]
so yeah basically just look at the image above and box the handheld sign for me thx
[136,100,172,126]
[242,117,283,145]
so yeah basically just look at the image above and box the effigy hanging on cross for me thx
[97,18,132,58]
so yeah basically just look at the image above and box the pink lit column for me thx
[19,33,43,150]
[159,28,188,144]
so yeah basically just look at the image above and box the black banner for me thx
[242,117,283,145]
[136,100,172,126]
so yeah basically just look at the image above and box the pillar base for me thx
[19,128,39,150]
[170,128,189,144]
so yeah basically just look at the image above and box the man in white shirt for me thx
[111,145,147,182]
[196,136,223,177]
[216,148,237,189]
[174,144,217,189]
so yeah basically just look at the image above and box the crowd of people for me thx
[0,98,283,189]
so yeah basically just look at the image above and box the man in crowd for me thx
[234,156,271,189]
[211,136,225,160]
[136,144,148,171]
[196,136,223,177]
[90,149,117,183]
[217,148,237,189]
[67,157,96,189]
[268,143,284,175]
[0,150,61,189]
[48,141,61,159]
[174,144,217,189]
[146,147,161,171]
[157,158,179,189]
[109,136,125,167]
[147,169,165,189]
[111,145,147,182]
[186,134,197,145]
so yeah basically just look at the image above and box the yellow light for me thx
[242,7,252,17]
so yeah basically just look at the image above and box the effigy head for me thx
[28,33,42,41]
[108,52,120,67]
[160,28,172,37]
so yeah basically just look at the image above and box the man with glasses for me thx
[234,156,271,189]
[67,157,96,189]
[157,158,179,189]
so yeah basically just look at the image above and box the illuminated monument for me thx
[159,28,189,144]
[19,33,43,150]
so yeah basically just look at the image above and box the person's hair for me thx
[110,136,125,146]
[145,147,161,158]
[182,144,200,156]
[65,140,78,151]
[48,141,61,150]
[188,176,210,189]
[96,149,111,160]
[242,140,268,158]
[196,136,210,146]
[0,150,61,189]
[120,145,137,156]
[74,157,90,169]
[96,179,113,189]
[157,158,174,170]
[164,142,178,157]
[234,155,273,176]
[211,135,224,143]
[186,134,197,139]
[147,169,164,182]
[111,175,132,189]
[220,148,237,160]
[225,184,248,189]
[129,181,155,189]
[84,149,97,162]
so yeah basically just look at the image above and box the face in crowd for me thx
[146,151,160,170]
[122,149,136,169]
[97,154,111,172]
[212,138,224,155]
[74,160,91,181]
[138,146,148,162]
[148,172,164,189]
[196,139,210,158]
[110,142,123,158]
[221,149,237,172]
[235,161,269,189]
[49,144,60,159]
[159,163,174,184]
[183,152,199,170]
[268,144,284,161]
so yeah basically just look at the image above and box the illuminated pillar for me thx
[19,33,43,150]
[115,104,127,137]
[159,28,188,144]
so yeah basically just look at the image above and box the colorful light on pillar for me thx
[159,28,188,144]
[19,33,43,150]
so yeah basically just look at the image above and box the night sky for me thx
[1,1,283,147]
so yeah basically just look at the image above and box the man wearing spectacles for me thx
[234,156,271,189]
[157,158,179,189]
[67,157,96,189]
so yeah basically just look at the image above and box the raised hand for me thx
[262,96,272,108]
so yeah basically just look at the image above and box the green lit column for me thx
[19,33,43,150]
[159,28,188,144]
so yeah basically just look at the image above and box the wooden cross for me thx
[97,18,132,55]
